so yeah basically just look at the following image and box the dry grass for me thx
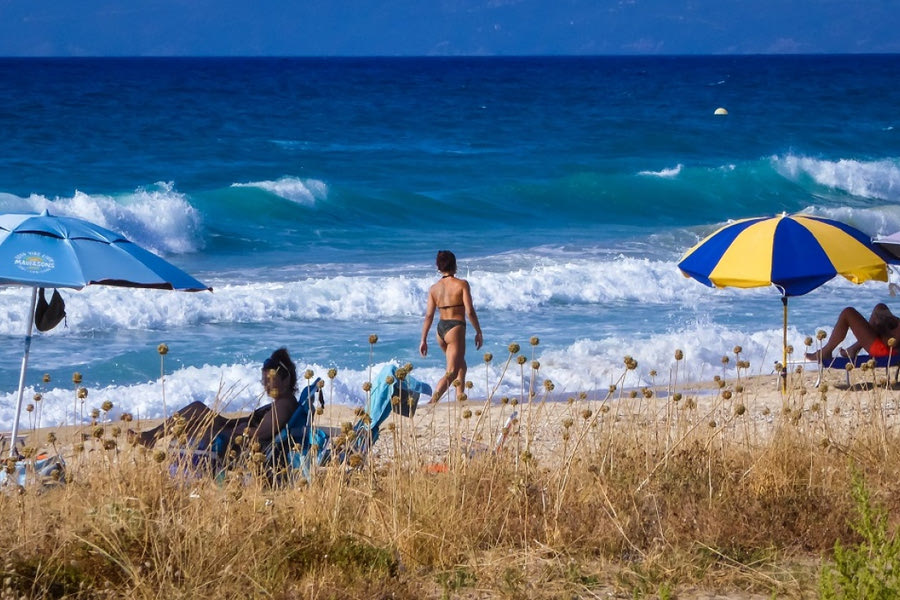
[2,350,900,599]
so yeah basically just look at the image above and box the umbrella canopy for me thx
[0,211,210,291]
[873,231,900,262]
[678,213,889,296]
[1,210,211,457]
[677,213,890,388]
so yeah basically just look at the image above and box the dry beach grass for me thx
[1,342,900,599]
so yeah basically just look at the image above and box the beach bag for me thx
[34,288,66,332]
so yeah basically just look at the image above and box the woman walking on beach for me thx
[420,250,483,403]
[131,347,299,448]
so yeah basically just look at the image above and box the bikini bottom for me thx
[437,319,466,342]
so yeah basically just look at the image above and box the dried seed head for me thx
[890,338,897,348]
[385,375,395,385]
[362,381,372,392]
[721,355,730,364]
[804,336,813,347]
[157,343,169,355]
[674,349,684,361]
[734,403,745,416]
[508,343,520,354]
[531,360,540,370]
[33,393,42,402]
[90,408,100,419]
[672,392,682,402]
[510,398,518,406]
[629,390,638,399]
[816,329,827,341]
[327,368,338,379]
[708,420,717,428]
[562,418,574,429]
[77,387,88,399]
[368,334,378,344]
[304,369,314,380]
[733,345,742,354]
[501,396,509,405]
[483,352,493,363]
[458,393,468,402]
[465,381,473,389]
[25,404,33,413]
[47,432,57,444]
[530,336,540,346]
[609,384,617,393]
[786,345,794,355]
[153,450,167,463]
[516,355,527,365]
[101,400,113,412]
[543,380,554,391]
[72,372,83,384]
[462,409,472,419]
[581,409,592,420]
[43,373,51,383]
[649,370,657,377]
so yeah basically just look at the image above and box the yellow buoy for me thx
[714,107,728,115]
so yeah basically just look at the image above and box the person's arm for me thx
[462,281,483,350]
[420,289,436,357]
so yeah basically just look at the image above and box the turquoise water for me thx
[2,55,900,426]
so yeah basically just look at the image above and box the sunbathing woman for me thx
[131,347,299,448]
[805,303,900,362]
[420,250,483,403]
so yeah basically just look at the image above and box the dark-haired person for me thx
[420,250,483,403]
[131,347,299,448]
[805,303,900,363]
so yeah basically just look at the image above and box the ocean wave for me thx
[0,182,203,255]
[231,177,328,206]
[0,315,811,426]
[0,255,709,335]
[773,154,900,202]
[638,164,683,178]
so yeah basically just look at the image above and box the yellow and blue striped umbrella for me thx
[678,213,888,296]
[678,213,890,387]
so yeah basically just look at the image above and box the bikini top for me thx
[437,274,464,309]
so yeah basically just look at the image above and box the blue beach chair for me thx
[813,353,900,387]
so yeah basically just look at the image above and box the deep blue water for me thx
[1,55,900,427]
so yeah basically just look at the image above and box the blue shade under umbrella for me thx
[0,210,211,458]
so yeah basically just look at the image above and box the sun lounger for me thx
[812,353,900,387]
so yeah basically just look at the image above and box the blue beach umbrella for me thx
[677,213,890,383]
[0,210,211,457]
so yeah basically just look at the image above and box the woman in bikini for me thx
[805,303,900,363]
[131,347,300,448]
[420,250,483,403]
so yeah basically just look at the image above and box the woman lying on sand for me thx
[806,303,900,362]
[130,347,299,448]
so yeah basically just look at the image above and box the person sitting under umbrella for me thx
[130,347,299,449]
[805,303,900,362]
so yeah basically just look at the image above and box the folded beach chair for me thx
[327,363,431,470]
[812,353,900,387]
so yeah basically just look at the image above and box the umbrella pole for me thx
[9,287,38,458]
[781,296,788,393]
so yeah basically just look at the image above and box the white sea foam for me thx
[638,164,683,178]
[0,182,203,255]
[0,255,710,335]
[774,154,900,203]
[0,317,808,427]
[231,177,328,206]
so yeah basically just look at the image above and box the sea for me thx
[2,55,900,429]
